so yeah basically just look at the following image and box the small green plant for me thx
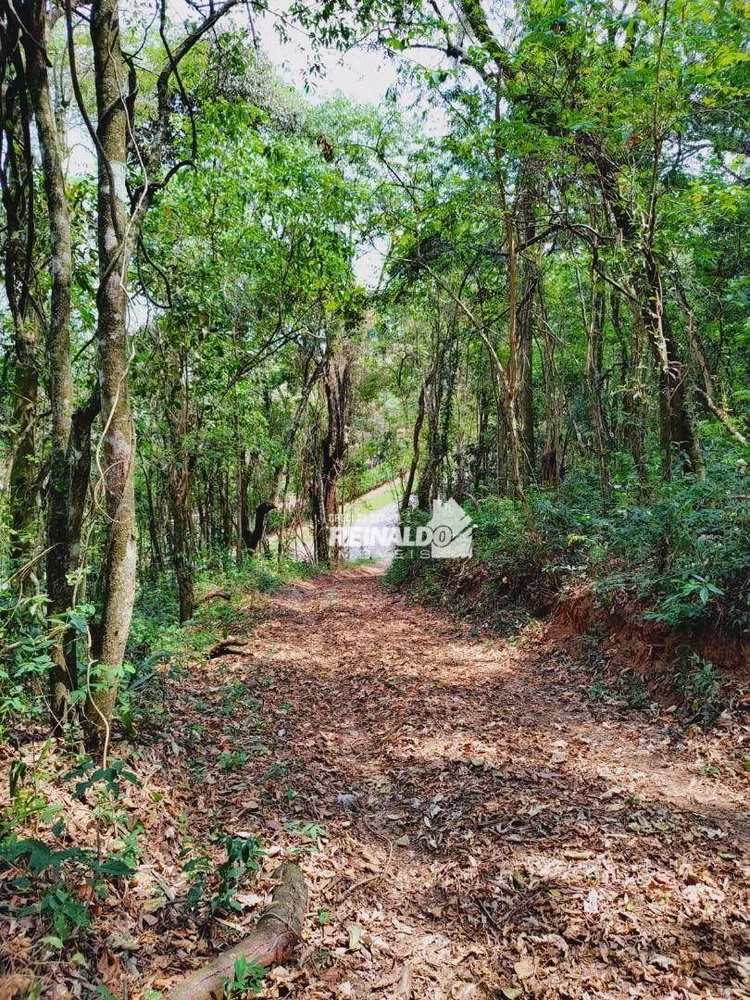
[93,986,121,1000]
[65,758,141,802]
[212,835,264,914]
[587,681,611,702]
[219,955,265,997]
[220,749,248,772]
[700,761,720,777]
[39,886,92,941]
[285,821,325,850]
[182,850,212,910]
[619,669,649,710]
[263,762,288,780]
[677,656,724,728]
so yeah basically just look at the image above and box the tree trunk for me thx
[611,290,648,484]
[144,468,165,574]
[247,501,276,554]
[587,266,610,492]
[401,384,425,514]
[417,378,440,511]
[22,0,83,722]
[312,352,350,563]
[580,134,701,481]
[168,457,194,623]
[7,317,38,577]
[1,36,39,583]
[85,0,138,744]
[540,310,563,485]
[165,864,307,1000]
[642,249,703,480]
[492,92,527,507]
[516,161,540,479]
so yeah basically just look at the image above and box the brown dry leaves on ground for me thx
[2,567,749,999]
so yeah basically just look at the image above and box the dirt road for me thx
[165,568,749,998]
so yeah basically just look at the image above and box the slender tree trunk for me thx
[238,448,252,557]
[311,352,350,563]
[310,462,329,564]
[8,316,38,575]
[1,38,39,582]
[401,384,425,514]
[642,250,703,479]
[540,310,563,484]
[169,477,194,623]
[85,0,138,744]
[516,161,540,478]
[611,290,648,483]
[22,0,83,721]
[492,92,526,505]
[417,378,441,511]
[587,265,610,492]
[144,468,165,573]
[221,471,232,550]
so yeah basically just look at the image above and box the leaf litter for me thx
[1,566,748,998]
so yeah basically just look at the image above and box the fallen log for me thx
[208,636,251,659]
[198,588,232,605]
[165,863,307,1000]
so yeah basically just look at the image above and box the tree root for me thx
[165,863,307,1000]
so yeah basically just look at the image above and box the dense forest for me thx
[0,1,748,997]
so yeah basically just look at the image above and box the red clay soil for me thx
[549,584,750,694]
[3,567,748,998]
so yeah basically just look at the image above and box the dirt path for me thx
[166,568,749,999]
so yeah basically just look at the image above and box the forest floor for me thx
[4,566,748,1000]
[150,566,748,999]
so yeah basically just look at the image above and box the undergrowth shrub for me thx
[0,589,53,740]
[387,458,750,634]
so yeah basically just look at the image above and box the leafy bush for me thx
[0,589,54,739]
[1,760,140,944]
[388,458,750,633]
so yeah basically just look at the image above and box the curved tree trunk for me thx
[246,501,276,554]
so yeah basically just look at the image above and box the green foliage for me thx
[390,459,748,647]
[212,835,265,914]
[0,588,54,738]
[219,956,265,997]
[220,749,249,772]
[182,833,265,916]
[0,833,134,942]
[676,655,725,728]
